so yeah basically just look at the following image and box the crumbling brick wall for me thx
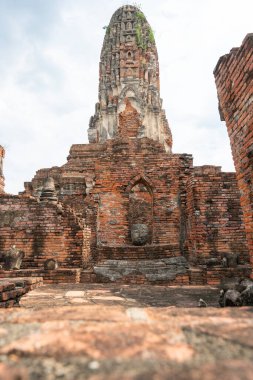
[185,166,249,264]
[214,34,253,265]
[118,99,141,138]
[0,195,87,268]
[22,135,248,266]
[26,138,193,254]
[92,137,192,250]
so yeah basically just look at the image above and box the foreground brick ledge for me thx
[0,277,43,308]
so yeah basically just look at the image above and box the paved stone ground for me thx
[1,284,253,379]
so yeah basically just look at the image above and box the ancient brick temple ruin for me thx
[0,6,252,285]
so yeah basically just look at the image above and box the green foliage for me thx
[148,27,155,43]
[135,23,142,46]
[102,25,110,35]
[136,11,145,21]
[135,23,146,50]
[134,8,146,50]
[135,25,155,50]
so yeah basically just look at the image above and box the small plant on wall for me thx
[148,27,155,43]
[135,16,155,50]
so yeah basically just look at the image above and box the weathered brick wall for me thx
[22,135,248,267]
[0,146,5,194]
[83,225,92,264]
[25,144,103,215]
[26,137,192,253]
[1,136,249,284]
[0,195,87,268]
[92,137,192,248]
[186,166,249,263]
[118,99,141,138]
[214,34,253,265]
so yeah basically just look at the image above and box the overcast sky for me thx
[0,0,252,194]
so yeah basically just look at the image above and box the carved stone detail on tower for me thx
[88,5,172,152]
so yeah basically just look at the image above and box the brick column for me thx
[214,34,253,267]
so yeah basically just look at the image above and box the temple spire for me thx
[88,5,172,152]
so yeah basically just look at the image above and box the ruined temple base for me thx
[189,265,252,286]
[96,245,180,260]
[81,263,252,286]
[0,264,251,285]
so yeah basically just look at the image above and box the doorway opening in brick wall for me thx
[128,179,153,245]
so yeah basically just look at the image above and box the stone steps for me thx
[81,256,190,285]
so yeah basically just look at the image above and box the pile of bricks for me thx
[0,277,42,308]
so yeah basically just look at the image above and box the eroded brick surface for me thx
[0,284,253,379]
[214,34,253,267]
[0,196,87,269]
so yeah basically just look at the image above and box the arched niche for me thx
[126,50,133,59]
[117,86,143,116]
[128,179,153,245]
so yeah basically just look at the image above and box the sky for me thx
[0,0,252,194]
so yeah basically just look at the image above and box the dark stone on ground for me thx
[223,289,242,307]
[44,259,58,271]
[241,285,253,306]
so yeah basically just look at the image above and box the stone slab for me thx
[0,284,253,379]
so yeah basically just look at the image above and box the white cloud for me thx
[0,0,252,193]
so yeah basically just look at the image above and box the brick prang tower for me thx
[88,5,172,152]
